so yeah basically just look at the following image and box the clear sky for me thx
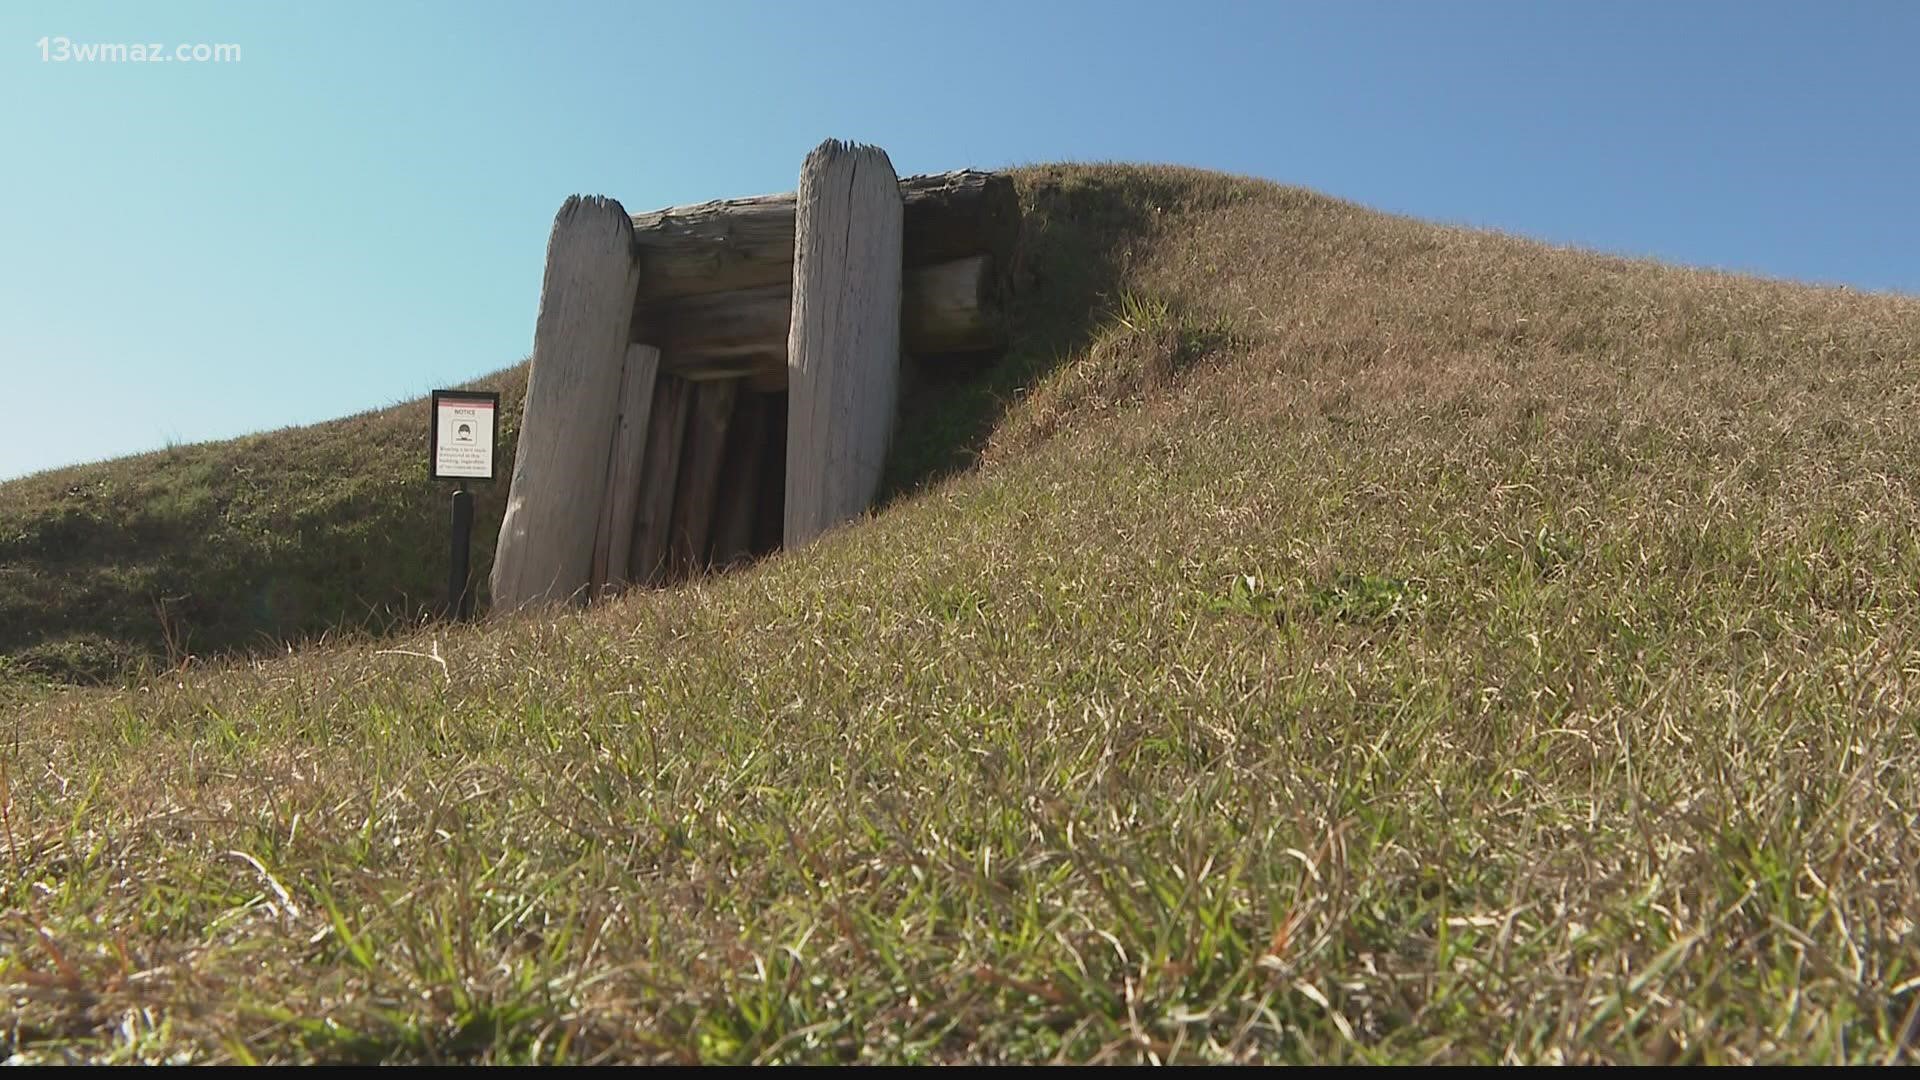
[2,1,1915,480]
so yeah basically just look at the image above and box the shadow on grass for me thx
[879,166,1205,502]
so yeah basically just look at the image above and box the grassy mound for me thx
[5,165,1920,1063]
[0,367,528,683]
[0,164,1199,683]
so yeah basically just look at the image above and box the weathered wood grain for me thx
[784,140,904,548]
[490,195,639,613]
[636,254,1002,379]
[589,343,659,595]
[628,170,1016,303]
[627,374,692,586]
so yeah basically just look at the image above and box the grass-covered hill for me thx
[6,165,1920,1063]
[0,364,528,683]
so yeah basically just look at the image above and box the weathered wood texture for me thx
[627,375,692,586]
[628,170,1015,304]
[667,379,739,577]
[785,141,904,548]
[638,254,1001,380]
[589,343,659,594]
[491,196,639,613]
[709,391,770,568]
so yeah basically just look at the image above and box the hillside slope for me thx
[7,166,1920,1063]
[0,366,528,681]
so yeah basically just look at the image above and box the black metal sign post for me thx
[448,481,475,620]
[429,390,500,621]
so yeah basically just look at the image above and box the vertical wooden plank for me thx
[491,195,640,612]
[628,374,692,586]
[784,140,904,548]
[709,391,769,569]
[589,343,660,596]
[668,379,739,577]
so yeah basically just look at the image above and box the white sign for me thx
[431,391,498,480]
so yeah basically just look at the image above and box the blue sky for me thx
[2,0,1915,480]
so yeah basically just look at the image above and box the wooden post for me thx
[628,375,693,586]
[589,343,660,595]
[785,140,904,548]
[668,379,739,576]
[491,196,639,612]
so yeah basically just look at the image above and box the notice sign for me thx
[430,390,500,481]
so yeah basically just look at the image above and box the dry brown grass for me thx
[5,164,1920,1062]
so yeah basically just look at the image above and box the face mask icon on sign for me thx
[456,422,474,442]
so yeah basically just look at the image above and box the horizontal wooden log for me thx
[627,170,1017,305]
[903,256,1005,354]
[637,255,1002,379]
